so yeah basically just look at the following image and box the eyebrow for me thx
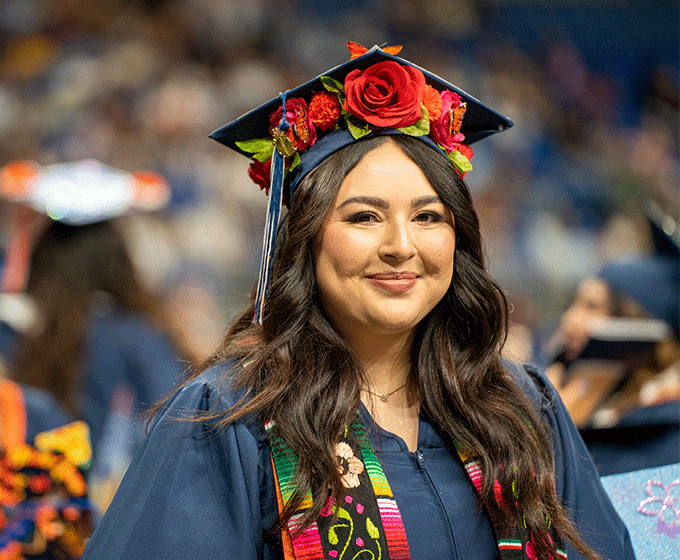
[337,195,442,210]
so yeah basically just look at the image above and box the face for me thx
[314,141,456,342]
[560,277,612,360]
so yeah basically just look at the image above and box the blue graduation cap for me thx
[209,43,513,323]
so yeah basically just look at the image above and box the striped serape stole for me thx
[454,441,567,560]
[266,415,410,560]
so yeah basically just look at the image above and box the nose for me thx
[378,220,416,262]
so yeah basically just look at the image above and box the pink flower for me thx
[430,90,466,153]
[320,495,337,517]
[269,98,317,151]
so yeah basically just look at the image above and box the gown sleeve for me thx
[81,365,282,560]
[520,364,636,560]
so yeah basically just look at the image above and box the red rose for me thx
[309,91,341,131]
[248,158,271,193]
[269,98,317,151]
[431,90,465,152]
[344,60,426,128]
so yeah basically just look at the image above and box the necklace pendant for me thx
[380,394,389,402]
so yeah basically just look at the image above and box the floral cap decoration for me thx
[210,43,513,323]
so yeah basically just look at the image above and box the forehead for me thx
[335,141,436,201]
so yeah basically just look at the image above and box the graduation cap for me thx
[0,159,170,225]
[0,159,170,293]
[209,43,513,323]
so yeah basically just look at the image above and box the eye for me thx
[347,211,379,224]
[414,210,445,223]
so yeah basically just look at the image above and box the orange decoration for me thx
[347,41,403,59]
[0,160,40,199]
[132,172,171,211]
[423,84,443,122]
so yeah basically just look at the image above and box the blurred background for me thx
[0,0,677,362]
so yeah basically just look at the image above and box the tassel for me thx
[253,92,291,324]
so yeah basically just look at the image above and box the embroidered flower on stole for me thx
[335,442,364,488]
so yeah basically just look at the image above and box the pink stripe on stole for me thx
[466,461,483,493]
[377,498,410,559]
[289,521,325,560]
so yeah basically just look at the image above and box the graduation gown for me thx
[81,311,186,457]
[580,400,680,476]
[82,363,635,560]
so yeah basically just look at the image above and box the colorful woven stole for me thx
[266,416,409,560]
[267,415,567,560]
[454,440,568,560]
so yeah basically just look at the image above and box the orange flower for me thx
[309,92,341,131]
[423,84,443,122]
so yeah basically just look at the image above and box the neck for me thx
[344,329,413,392]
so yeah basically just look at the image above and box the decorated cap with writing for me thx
[210,43,513,323]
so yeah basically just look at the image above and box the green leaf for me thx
[448,149,473,174]
[366,517,380,539]
[397,105,430,137]
[321,76,345,96]
[337,507,351,521]
[288,152,301,172]
[252,143,274,162]
[347,119,372,140]
[235,138,273,154]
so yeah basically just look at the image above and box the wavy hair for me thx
[192,135,598,559]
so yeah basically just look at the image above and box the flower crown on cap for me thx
[210,42,513,324]
[236,43,473,194]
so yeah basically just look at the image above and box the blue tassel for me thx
[253,92,290,324]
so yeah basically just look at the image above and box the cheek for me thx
[315,226,373,276]
[425,231,456,275]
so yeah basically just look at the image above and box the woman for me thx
[2,159,190,512]
[544,235,679,475]
[82,45,633,560]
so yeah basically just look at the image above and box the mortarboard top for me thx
[597,202,679,340]
[210,45,513,194]
[0,159,170,225]
[209,43,513,323]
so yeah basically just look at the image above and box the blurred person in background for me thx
[544,205,679,475]
[0,159,193,514]
[1,181,94,557]
[82,44,632,560]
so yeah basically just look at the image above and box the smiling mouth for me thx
[367,272,419,292]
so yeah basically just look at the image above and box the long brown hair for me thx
[12,219,188,417]
[188,135,598,559]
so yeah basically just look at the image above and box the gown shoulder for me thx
[81,362,282,560]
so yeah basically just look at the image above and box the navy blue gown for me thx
[21,383,74,441]
[80,311,187,459]
[580,400,680,476]
[82,363,635,560]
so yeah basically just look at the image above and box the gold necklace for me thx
[362,383,407,402]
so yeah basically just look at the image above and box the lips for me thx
[367,271,418,292]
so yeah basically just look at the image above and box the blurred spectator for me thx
[1,159,194,514]
[543,208,679,475]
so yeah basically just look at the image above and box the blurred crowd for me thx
[0,0,677,361]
